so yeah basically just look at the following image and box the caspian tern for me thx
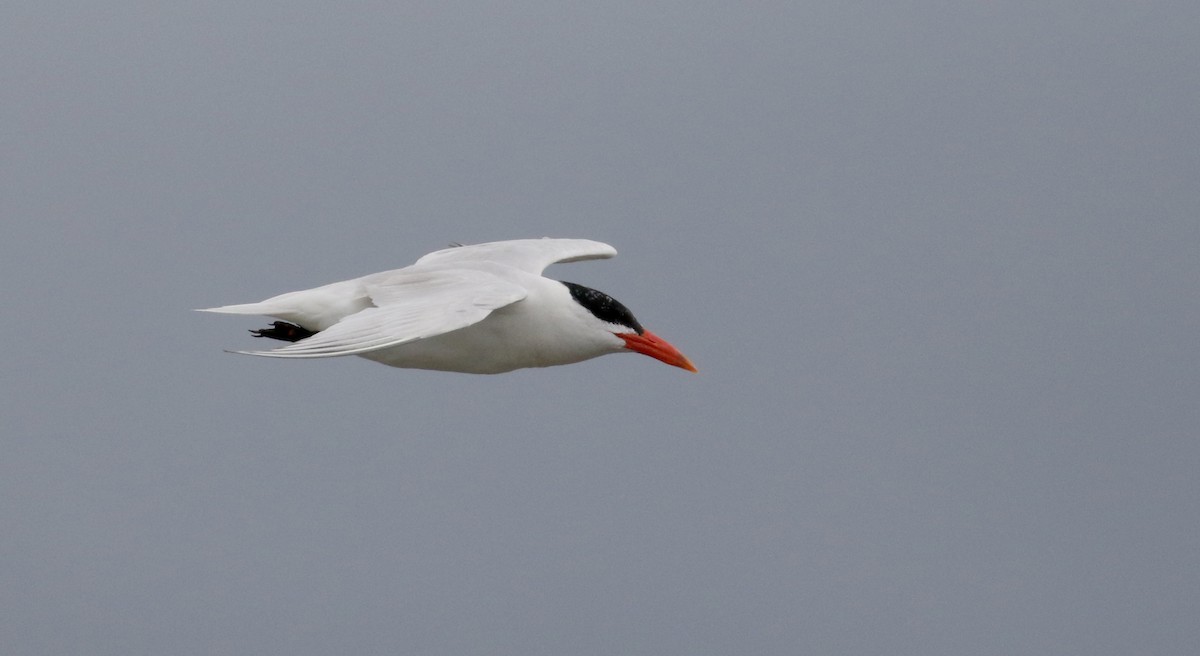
[198,238,697,374]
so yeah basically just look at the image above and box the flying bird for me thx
[198,238,697,374]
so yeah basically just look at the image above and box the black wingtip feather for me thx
[249,321,318,342]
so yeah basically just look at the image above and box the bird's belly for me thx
[356,313,610,374]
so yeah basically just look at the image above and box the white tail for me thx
[196,279,374,331]
[195,302,278,315]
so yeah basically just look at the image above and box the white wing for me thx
[414,238,617,274]
[232,269,527,358]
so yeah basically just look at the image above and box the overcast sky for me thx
[2,2,1198,655]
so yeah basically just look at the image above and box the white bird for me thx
[198,238,697,374]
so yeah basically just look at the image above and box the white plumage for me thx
[198,238,696,374]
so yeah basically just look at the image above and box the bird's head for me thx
[560,281,698,373]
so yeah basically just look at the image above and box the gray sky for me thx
[3,2,1198,654]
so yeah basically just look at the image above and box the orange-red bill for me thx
[618,330,698,373]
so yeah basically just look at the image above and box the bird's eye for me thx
[560,281,644,334]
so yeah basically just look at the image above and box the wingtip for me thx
[223,348,282,358]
